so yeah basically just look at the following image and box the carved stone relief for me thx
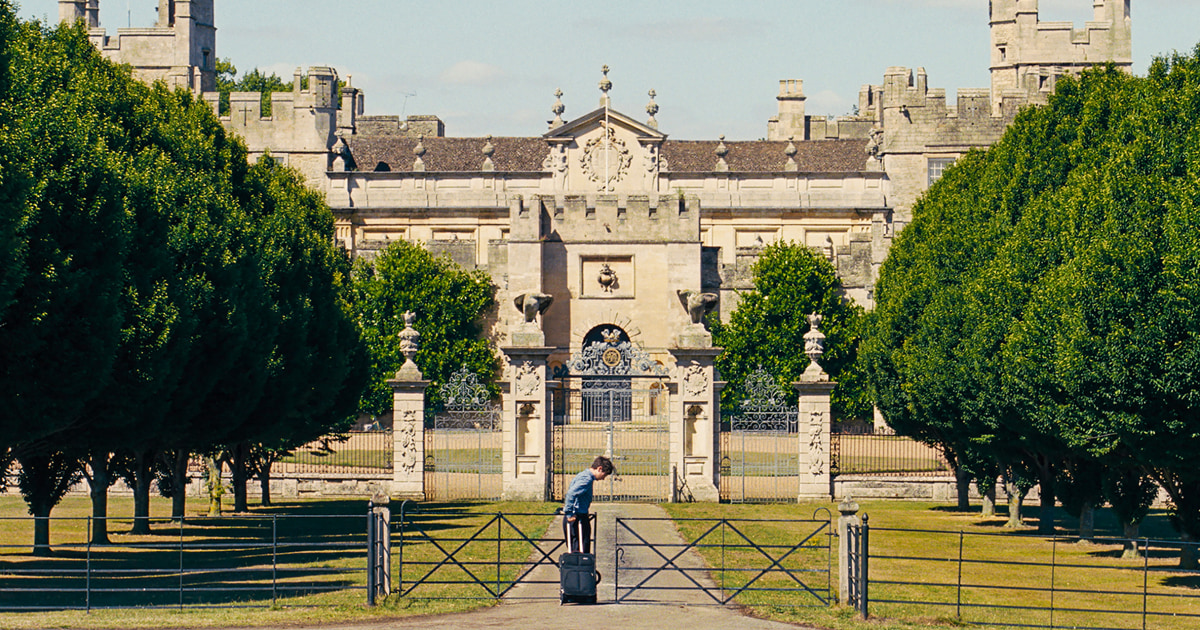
[580,124,632,189]
[515,361,542,397]
[683,364,709,397]
[396,411,418,474]
[808,410,825,476]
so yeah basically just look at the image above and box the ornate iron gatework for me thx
[426,366,501,500]
[721,367,799,503]
[564,330,669,377]
[553,335,670,502]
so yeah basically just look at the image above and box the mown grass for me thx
[663,501,1200,630]
[0,495,556,629]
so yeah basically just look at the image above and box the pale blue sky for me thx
[16,1,1200,139]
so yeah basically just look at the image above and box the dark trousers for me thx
[563,514,592,553]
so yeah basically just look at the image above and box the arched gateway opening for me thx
[551,325,670,502]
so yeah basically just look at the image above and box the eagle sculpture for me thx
[676,289,719,325]
[514,292,554,324]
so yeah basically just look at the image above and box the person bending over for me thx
[562,456,615,553]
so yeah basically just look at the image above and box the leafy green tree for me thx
[214,59,293,117]
[220,157,368,511]
[350,241,497,415]
[867,49,1200,554]
[0,9,142,546]
[711,241,868,421]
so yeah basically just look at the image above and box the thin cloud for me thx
[440,60,506,86]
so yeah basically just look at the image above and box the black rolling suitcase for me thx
[559,517,600,604]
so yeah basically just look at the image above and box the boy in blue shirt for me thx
[562,456,615,553]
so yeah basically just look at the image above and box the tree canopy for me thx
[349,240,497,415]
[0,5,366,550]
[864,49,1200,554]
[711,241,869,420]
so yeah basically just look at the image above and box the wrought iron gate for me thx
[552,331,671,502]
[425,367,501,500]
[720,367,799,502]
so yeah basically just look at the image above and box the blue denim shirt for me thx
[562,469,595,517]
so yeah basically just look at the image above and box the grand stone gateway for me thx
[387,306,837,503]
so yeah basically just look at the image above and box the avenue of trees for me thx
[863,49,1200,563]
[0,7,368,552]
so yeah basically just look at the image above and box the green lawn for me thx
[0,495,554,629]
[663,501,1200,630]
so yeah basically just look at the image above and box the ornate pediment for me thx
[542,108,666,192]
[543,106,667,142]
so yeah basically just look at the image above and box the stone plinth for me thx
[795,375,835,500]
[671,346,723,502]
[501,346,555,501]
[387,361,429,500]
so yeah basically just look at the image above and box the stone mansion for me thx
[55,0,1134,500]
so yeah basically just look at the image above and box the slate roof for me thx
[346,136,870,174]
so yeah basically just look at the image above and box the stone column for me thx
[795,314,836,501]
[501,346,554,501]
[671,311,724,503]
[501,291,556,501]
[387,313,429,500]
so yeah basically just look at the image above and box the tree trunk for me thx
[1181,532,1198,571]
[1122,522,1142,559]
[982,484,996,518]
[87,451,111,545]
[131,450,152,535]
[955,466,971,511]
[207,457,224,516]
[1036,463,1056,535]
[1005,480,1025,528]
[171,451,189,521]
[32,505,52,557]
[259,458,273,506]
[232,443,248,513]
[1078,502,1095,542]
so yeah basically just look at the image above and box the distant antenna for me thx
[400,92,417,117]
[127,0,131,28]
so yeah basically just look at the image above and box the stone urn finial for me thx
[802,313,829,381]
[396,311,423,378]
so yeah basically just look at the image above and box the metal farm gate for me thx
[425,367,502,500]
[720,367,799,502]
[552,331,670,502]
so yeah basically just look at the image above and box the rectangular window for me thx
[928,157,956,187]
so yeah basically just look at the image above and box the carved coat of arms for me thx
[580,124,632,188]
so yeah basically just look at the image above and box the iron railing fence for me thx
[393,505,571,600]
[0,514,365,611]
[274,429,392,476]
[831,429,950,476]
[866,525,1200,629]
[616,513,833,607]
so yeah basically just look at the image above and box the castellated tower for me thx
[58,0,216,93]
[990,0,1131,110]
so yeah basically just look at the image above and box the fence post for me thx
[86,516,92,612]
[271,515,278,607]
[367,501,376,606]
[860,514,869,619]
[837,497,860,603]
[367,495,392,606]
[956,530,964,620]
